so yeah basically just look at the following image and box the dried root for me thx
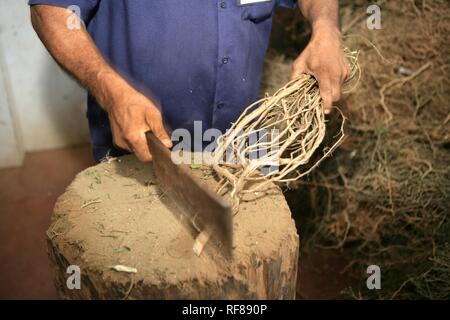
[282,0,450,299]
[212,49,360,209]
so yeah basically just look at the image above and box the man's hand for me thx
[106,87,172,162]
[30,5,171,162]
[290,23,350,114]
[292,0,350,114]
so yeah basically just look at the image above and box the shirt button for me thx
[217,102,225,109]
[222,57,229,64]
[220,1,227,9]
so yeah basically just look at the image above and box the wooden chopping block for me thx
[47,155,299,299]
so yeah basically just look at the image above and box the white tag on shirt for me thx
[238,0,272,5]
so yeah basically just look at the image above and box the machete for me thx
[146,131,233,258]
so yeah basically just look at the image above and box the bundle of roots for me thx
[212,49,360,209]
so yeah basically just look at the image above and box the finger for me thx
[113,136,131,152]
[341,61,350,84]
[317,75,333,114]
[331,78,342,102]
[110,121,131,151]
[126,131,152,162]
[146,111,173,148]
[290,59,307,81]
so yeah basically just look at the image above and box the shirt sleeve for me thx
[276,0,297,9]
[28,0,100,23]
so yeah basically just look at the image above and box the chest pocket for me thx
[240,0,276,23]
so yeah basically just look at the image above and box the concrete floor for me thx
[0,146,95,299]
[0,146,346,299]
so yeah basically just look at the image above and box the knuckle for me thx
[147,109,162,122]
[310,63,323,74]
[308,57,320,69]
[135,152,147,161]
[331,73,341,82]
[323,91,333,102]
[124,131,140,144]
[135,148,152,162]
[330,66,342,78]
[114,140,128,150]
[292,59,304,71]
[315,69,329,81]
[320,89,332,98]
[319,80,332,92]
[113,139,122,148]
[112,133,123,147]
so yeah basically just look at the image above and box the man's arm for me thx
[290,0,350,114]
[30,5,172,161]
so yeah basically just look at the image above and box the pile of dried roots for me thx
[270,0,449,299]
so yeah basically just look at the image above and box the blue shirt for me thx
[29,0,295,161]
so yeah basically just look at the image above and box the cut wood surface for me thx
[47,155,299,299]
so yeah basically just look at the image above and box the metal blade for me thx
[146,131,233,257]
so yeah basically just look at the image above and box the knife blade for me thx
[146,131,233,257]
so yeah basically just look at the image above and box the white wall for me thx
[0,43,24,168]
[0,0,89,168]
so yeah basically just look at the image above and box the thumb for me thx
[147,111,172,148]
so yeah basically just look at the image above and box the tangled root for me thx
[212,49,360,210]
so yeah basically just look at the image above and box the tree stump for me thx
[47,155,299,299]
